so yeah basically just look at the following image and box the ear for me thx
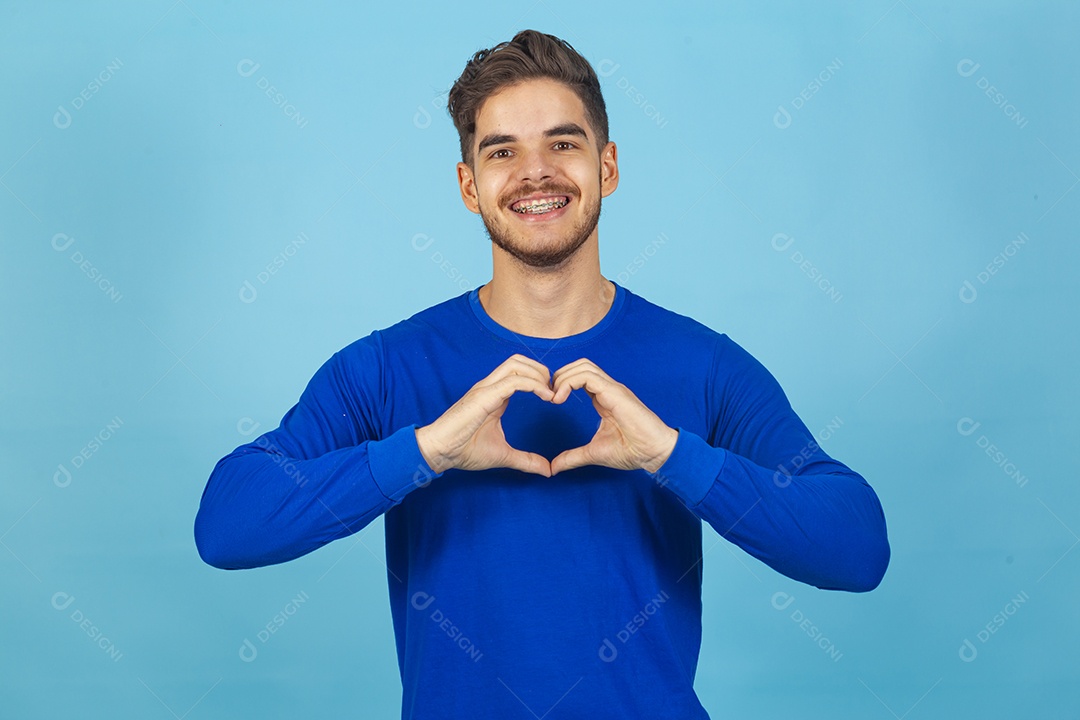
[599,141,619,198]
[457,161,481,214]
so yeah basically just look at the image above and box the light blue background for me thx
[3,1,1077,717]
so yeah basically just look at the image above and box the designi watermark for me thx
[411,591,483,662]
[957,59,1029,130]
[239,591,310,662]
[51,233,123,303]
[237,59,309,129]
[599,590,670,662]
[771,591,842,662]
[52,591,123,662]
[958,231,1029,303]
[774,58,843,130]
[958,590,1029,662]
[54,416,123,488]
[957,417,1029,488]
[53,58,124,130]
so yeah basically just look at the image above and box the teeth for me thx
[513,197,568,214]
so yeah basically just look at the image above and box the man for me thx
[195,29,889,719]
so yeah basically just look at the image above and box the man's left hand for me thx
[548,359,678,476]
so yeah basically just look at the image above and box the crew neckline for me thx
[468,281,627,350]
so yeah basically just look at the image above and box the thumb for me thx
[550,444,591,476]
[504,449,552,478]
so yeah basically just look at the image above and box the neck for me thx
[478,238,615,339]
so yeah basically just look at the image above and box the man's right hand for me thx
[414,354,555,477]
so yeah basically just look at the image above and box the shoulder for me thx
[620,285,776,379]
[620,284,730,357]
[336,290,472,358]
[372,291,469,340]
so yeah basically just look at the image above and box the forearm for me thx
[194,424,437,570]
[656,427,890,592]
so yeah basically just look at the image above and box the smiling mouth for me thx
[511,196,570,215]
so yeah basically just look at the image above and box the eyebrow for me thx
[476,123,589,154]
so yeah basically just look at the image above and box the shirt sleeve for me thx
[654,334,890,592]
[193,331,442,570]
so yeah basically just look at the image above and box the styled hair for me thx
[447,29,609,168]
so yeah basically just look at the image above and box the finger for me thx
[475,366,549,396]
[550,367,585,404]
[551,368,613,405]
[486,393,513,422]
[550,444,592,475]
[550,357,599,387]
[504,449,552,478]
[451,375,555,462]
[482,354,552,389]
[494,374,556,403]
[476,374,555,415]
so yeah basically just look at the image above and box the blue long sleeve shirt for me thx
[195,281,889,719]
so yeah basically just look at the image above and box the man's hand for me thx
[549,359,678,475]
[415,354,556,477]
[414,355,678,478]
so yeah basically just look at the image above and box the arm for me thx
[193,333,440,570]
[194,348,556,570]
[654,335,890,592]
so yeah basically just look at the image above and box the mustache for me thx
[499,183,577,207]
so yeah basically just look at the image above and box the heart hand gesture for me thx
[414,354,677,478]
[415,354,557,477]
[548,358,678,475]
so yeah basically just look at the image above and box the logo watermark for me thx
[54,416,124,488]
[956,417,1028,488]
[52,591,123,662]
[411,233,473,292]
[771,233,842,303]
[771,591,842,662]
[599,590,670,662]
[957,59,1029,129]
[596,60,669,129]
[413,81,455,130]
[958,231,1029,303]
[774,417,843,488]
[410,591,483,662]
[239,232,309,303]
[237,59,309,129]
[239,590,310,662]
[53,58,124,130]
[774,58,843,130]
[51,233,123,303]
[615,233,668,285]
[249,435,309,488]
[237,417,261,437]
[958,590,1029,662]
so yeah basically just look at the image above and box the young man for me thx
[196,29,889,719]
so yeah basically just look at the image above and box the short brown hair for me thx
[447,29,609,168]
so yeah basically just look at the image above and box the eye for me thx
[554,141,576,150]
[490,148,511,159]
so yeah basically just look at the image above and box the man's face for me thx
[456,77,619,270]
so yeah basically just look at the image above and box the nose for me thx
[516,145,555,183]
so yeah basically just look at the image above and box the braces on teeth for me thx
[513,197,568,213]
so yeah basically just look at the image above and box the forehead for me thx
[474,78,589,137]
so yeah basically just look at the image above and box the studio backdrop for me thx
[2,1,1076,717]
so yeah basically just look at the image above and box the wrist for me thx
[415,425,450,474]
[642,427,679,474]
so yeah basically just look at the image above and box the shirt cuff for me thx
[654,427,727,507]
[368,423,443,503]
